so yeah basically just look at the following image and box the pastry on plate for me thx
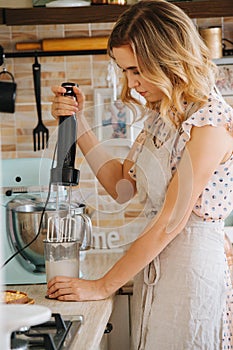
[1,289,30,304]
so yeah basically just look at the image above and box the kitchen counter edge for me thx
[6,251,124,350]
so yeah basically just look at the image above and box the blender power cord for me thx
[1,144,57,268]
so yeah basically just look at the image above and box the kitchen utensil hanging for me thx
[32,55,49,151]
[0,68,17,114]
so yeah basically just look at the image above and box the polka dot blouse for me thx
[171,88,233,222]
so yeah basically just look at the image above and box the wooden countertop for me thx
[8,250,123,350]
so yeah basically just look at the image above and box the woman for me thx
[48,1,233,348]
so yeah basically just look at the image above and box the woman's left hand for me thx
[46,276,108,301]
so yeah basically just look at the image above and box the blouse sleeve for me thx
[174,90,233,156]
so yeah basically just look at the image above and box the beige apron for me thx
[130,115,227,350]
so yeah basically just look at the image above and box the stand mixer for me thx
[1,82,91,285]
[0,157,54,284]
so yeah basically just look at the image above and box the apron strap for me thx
[138,257,160,349]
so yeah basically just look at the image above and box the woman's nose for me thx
[127,74,139,89]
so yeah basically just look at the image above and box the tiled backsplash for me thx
[0,17,233,249]
[0,22,114,159]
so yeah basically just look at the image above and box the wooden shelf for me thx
[4,5,128,25]
[177,0,233,19]
[1,1,233,26]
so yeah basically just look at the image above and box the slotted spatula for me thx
[32,56,49,151]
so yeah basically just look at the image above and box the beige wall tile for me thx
[1,145,16,152]
[64,23,90,31]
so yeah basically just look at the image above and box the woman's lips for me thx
[138,91,147,97]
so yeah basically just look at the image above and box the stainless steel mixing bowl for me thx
[6,198,88,272]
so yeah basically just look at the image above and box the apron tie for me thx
[138,257,160,350]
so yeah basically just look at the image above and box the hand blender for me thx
[50,82,80,187]
[49,82,80,241]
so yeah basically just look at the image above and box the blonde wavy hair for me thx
[108,0,218,124]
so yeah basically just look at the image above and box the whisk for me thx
[47,188,77,242]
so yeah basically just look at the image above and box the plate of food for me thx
[1,289,35,305]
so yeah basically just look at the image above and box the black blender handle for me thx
[57,82,78,169]
[62,82,78,98]
[50,82,80,186]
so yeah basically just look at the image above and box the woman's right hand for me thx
[51,84,85,119]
